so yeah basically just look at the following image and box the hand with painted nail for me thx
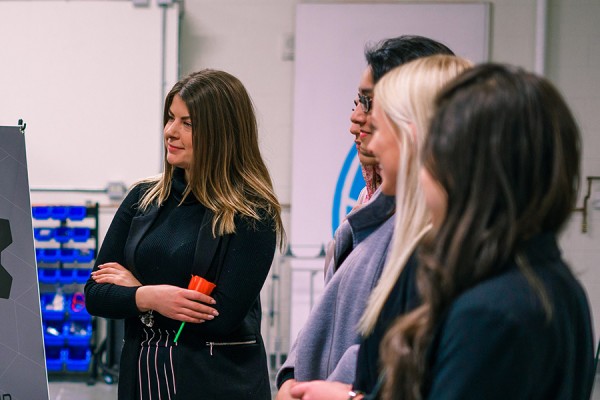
[135,284,218,324]
[91,262,141,287]
[174,275,217,342]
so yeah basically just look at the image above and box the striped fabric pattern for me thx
[138,328,178,400]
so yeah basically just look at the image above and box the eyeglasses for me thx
[354,93,373,114]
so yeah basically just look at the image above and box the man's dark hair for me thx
[366,35,454,83]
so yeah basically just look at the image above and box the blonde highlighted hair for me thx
[138,69,284,246]
[358,55,472,335]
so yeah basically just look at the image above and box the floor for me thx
[48,381,281,399]
[47,374,279,399]
[47,373,600,400]
[49,381,117,400]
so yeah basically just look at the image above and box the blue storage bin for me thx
[50,206,69,220]
[43,322,67,347]
[76,249,95,263]
[35,248,43,263]
[69,306,91,321]
[65,347,91,372]
[58,268,75,284]
[67,206,87,221]
[45,347,66,372]
[74,268,92,284]
[71,227,91,242]
[66,321,92,346]
[53,227,72,243]
[40,292,65,321]
[38,268,59,284]
[59,248,78,263]
[32,206,52,220]
[34,227,54,241]
[41,248,60,263]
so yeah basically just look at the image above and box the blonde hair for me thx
[358,55,472,334]
[138,69,284,246]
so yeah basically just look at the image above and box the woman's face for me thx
[367,101,400,195]
[350,67,378,167]
[420,167,447,229]
[164,94,194,170]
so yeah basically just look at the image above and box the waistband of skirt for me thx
[139,327,179,347]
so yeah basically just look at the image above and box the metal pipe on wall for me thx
[159,1,168,170]
[535,0,547,75]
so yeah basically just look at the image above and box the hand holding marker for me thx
[174,275,216,343]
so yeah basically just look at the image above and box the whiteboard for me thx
[0,1,180,190]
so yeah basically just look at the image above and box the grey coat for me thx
[276,191,395,386]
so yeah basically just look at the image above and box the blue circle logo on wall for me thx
[331,145,365,235]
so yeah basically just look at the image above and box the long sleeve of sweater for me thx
[84,184,143,319]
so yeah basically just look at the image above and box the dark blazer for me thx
[85,183,275,400]
[421,233,595,400]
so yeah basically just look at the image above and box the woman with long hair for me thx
[289,55,472,400]
[381,64,594,400]
[85,69,284,400]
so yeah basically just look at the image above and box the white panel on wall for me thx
[289,2,490,343]
[0,1,180,191]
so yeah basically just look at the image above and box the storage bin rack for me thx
[34,204,98,375]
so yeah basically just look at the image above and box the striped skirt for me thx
[137,327,178,400]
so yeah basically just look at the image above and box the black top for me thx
[353,252,420,394]
[360,234,594,400]
[84,168,277,399]
[355,234,595,400]
[420,233,595,399]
